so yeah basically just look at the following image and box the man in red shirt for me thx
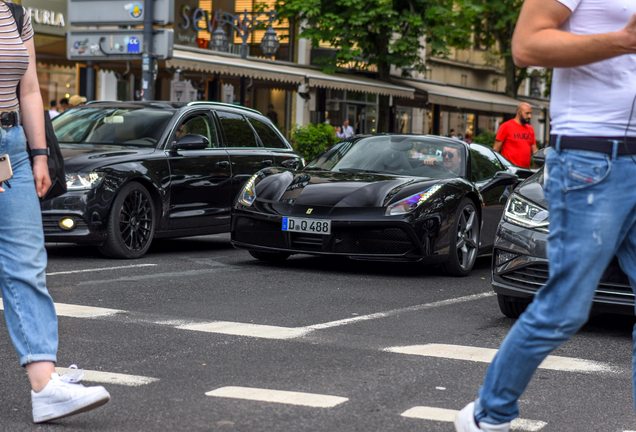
[493,102,539,168]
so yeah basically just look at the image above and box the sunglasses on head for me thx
[441,151,455,159]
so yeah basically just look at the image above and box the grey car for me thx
[492,148,633,318]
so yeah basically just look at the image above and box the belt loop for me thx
[611,140,620,160]
[555,135,562,153]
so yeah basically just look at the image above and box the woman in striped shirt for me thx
[0,2,110,423]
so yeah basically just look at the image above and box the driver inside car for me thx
[424,146,462,174]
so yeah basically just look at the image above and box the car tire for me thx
[497,294,530,319]
[98,181,156,259]
[443,198,480,277]
[249,250,291,262]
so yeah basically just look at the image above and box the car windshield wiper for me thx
[338,168,389,174]
[303,166,329,171]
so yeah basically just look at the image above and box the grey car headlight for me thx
[504,194,549,231]
[65,172,104,190]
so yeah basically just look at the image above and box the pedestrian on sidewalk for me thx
[455,1,636,431]
[0,2,110,423]
[493,102,538,168]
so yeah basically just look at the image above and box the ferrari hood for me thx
[255,170,442,208]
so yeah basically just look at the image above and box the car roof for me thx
[83,100,263,116]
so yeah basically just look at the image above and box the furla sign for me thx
[22,0,68,36]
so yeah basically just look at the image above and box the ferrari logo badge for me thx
[306,208,313,214]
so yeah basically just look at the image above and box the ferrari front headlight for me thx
[65,172,103,190]
[504,194,549,231]
[239,173,259,206]
[385,184,442,216]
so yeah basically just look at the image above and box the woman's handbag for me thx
[7,2,67,201]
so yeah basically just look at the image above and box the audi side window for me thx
[247,117,288,149]
[175,115,217,148]
[217,112,259,147]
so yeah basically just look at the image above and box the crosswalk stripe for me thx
[206,386,348,408]
[386,344,618,374]
[54,368,159,386]
[0,300,122,318]
[46,264,157,276]
[176,321,309,339]
[401,406,547,431]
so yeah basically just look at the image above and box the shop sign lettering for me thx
[27,8,66,27]
[179,6,215,34]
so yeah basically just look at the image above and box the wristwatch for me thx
[30,148,49,157]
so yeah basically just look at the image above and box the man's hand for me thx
[32,157,51,198]
[423,158,438,165]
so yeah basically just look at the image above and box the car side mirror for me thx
[173,134,209,150]
[533,147,548,167]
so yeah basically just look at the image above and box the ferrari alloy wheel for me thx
[249,250,291,262]
[443,198,479,277]
[99,182,156,259]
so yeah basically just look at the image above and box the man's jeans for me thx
[475,140,636,424]
[0,125,57,366]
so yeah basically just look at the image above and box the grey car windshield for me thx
[53,107,175,147]
[307,136,466,178]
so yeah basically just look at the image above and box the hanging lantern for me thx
[210,27,229,52]
[260,26,280,57]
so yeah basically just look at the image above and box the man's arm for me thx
[493,140,503,153]
[512,0,636,68]
[531,144,539,155]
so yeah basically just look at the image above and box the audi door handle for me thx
[217,160,230,168]
[262,159,273,166]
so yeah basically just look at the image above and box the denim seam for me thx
[0,253,33,363]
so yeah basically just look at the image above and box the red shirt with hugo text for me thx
[495,119,535,168]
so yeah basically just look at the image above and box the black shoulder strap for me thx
[6,2,24,37]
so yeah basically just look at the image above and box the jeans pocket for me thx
[563,150,611,191]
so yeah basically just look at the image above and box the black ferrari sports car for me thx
[492,148,633,317]
[231,135,533,276]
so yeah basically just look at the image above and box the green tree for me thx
[276,0,477,132]
[291,123,337,161]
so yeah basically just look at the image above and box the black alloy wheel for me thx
[99,182,156,259]
[443,198,479,276]
[249,250,291,262]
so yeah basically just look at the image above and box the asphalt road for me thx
[0,234,634,431]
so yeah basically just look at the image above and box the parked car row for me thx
[44,102,633,317]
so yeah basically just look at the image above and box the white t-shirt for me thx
[551,0,636,136]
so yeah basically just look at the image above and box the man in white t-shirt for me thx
[341,119,354,138]
[454,1,636,432]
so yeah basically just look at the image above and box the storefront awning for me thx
[395,79,544,114]
[167,46,414,99]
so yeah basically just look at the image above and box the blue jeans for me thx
[0,126,57,366]
[476,139,636,424]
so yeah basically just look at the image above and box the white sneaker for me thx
[455,402,510,432]
[31,365,110,423]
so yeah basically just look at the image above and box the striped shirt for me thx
[0,2,33,112]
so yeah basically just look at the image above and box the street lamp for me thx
[212,9,281,105]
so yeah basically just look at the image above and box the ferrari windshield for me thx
[307,136,466,178]
[53,107,175,147]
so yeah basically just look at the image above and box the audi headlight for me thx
[504,194,549,231]
[385,184,442,216]
[239,173,259,206]
[65,172,103,190]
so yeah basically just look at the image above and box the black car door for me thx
[469,144,518,247]
[215,111,277,202]
[245,115,304,170]
[166,111,232,230]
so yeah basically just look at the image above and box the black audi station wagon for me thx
[44,101,304,259]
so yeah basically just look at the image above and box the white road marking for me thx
[206,386,348,408]
[79,267,241,285]
[47,264,157,276]
[177,321,309,339]
[55,368,159,386]
[386,344,619,374]
[0,300,122,318]
[401,406,547,431]
[305,292,495,331]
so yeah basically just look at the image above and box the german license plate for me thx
[282,217,331,235]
